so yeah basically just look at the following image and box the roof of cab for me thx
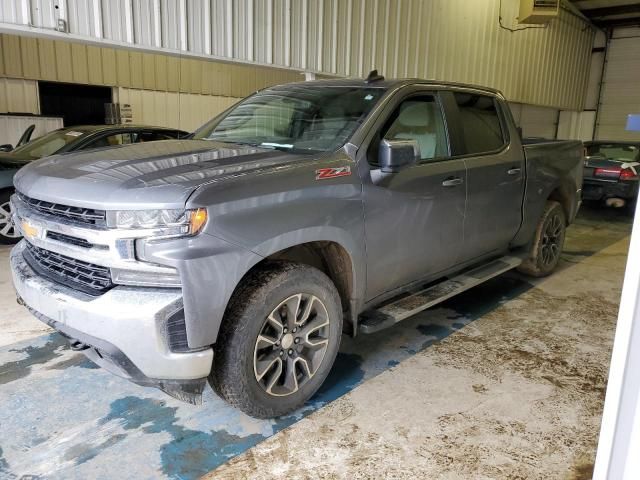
[269,77,503,96]
[57,125,187,134]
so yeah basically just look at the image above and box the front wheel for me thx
[210,261,343,418]
[518,200,566,277]
[0,190,20,245]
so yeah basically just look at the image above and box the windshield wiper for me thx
[260,142,293,150]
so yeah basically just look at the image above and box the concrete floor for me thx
[0,205,632,479]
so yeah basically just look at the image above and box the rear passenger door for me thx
[448,91,525,262]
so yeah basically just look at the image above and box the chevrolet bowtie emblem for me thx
[21,220,40,240]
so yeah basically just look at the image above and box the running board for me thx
[358,256,523,334]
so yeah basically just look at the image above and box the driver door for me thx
[361,91,466,301]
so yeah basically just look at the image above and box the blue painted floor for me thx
[0,274,532,480]
[0,207,630,480]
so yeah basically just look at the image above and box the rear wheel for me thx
[518,200,566,277]
[210,261,343,418]
[0,190,20,245]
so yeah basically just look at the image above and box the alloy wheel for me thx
[0,201,19,240]
[253,293,330,397]
[541,213,563,267]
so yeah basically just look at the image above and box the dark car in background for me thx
[0,125,187,243]
[582,141,640,212]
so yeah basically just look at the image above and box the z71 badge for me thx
[315,166,352,180]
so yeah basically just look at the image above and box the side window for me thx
[85,133,135,149]
[454,93,505,154]
[370,95,448,164]
[137,131,177,142]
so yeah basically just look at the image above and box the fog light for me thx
[111,267,182,287]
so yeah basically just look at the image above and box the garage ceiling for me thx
[571,0,640,27]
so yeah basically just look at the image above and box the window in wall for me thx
[454,93,505,154]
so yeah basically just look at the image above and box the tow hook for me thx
[69,340,90,351]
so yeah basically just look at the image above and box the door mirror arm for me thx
[378,139,420,173]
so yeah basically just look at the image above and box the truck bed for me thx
[512,139,584,246]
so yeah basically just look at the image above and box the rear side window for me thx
[86,133,135,149]
[137,131,180,142]
[454,93,505,154]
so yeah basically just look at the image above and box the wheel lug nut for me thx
[280,350,284,356]
[294,338,300,344]
[292,327,297,333]
[283,328,287,333]
[288,349,294,355]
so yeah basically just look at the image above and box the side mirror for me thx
[378,139,420,173]
[0,144,13,152]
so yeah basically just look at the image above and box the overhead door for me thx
[596,27,640,141]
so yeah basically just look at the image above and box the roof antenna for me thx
[365,69,384,83]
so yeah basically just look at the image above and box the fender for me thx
[252,225,367,307]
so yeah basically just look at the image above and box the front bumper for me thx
[10,241,213,403]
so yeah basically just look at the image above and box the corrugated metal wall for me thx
[0,0,594,110]
[509,102,559,139]
[115,87,240,131]
[0,34,302,95]
[0,77,38,113]
[0,114,63,146]
[596,27,640,141]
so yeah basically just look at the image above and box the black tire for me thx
[210,261,343,418]
[0,189,20,245]
[517,200,566,278]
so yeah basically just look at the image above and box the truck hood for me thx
[14,139,310,210]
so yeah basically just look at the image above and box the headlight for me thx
[106,208,208,237]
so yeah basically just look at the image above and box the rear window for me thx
[587,144,639,162]
[454,93,506,155]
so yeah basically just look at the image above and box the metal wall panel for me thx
[0,33,301,97]
[596,27,640,141]
[0,77,38,113]
[0,0,595,110]
[509,101,559,139]
[0,113,63,146]
[115,86,240,131]
[557,110,595,141]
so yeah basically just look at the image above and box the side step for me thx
[358,256,523,334]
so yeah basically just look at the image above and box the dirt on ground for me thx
[208,233,627,480]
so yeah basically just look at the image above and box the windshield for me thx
[9,129,87,161]
[193,85,386,153]
[587,144,639,162]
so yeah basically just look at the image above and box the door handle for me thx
[442,177,463,187]
[507,167,522,175]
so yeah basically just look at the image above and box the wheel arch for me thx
[229,235,363,336]
[547,180,575,225]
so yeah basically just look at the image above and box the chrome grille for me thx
[18,193,106,227]
[23,242,113,295]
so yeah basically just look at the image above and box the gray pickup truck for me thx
[10,75,583,418]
